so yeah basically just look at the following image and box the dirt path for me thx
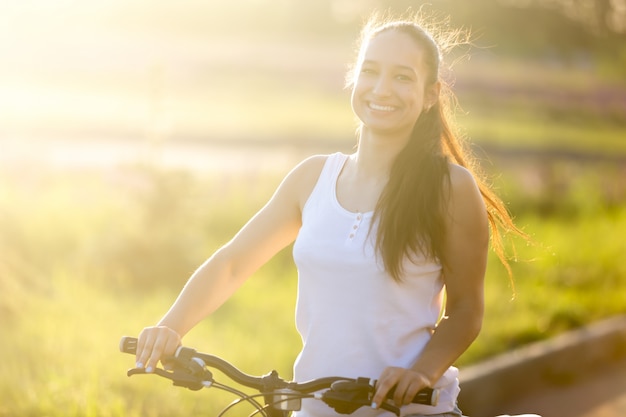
[503,359,626,417]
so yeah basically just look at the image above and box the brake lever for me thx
[127,367,211,391]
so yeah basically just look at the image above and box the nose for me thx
[372,73,392,97]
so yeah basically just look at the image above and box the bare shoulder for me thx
[285,154,328,188]
[445,163,486,216]
[278,154,329,209]
[445,163,488,229]
[290,154,328,178]
[447,163,479,190]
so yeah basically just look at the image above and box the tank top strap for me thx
[321,152,348,185]
[303,152,348,214]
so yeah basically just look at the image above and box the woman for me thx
[134,12,522,417]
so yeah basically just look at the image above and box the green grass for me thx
[2,47,625,415]
[3,9,625,416]
[460,209,626,365]
[459,109,626,154]
[1,159,625,416]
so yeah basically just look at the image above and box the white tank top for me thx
[292,153,460,416]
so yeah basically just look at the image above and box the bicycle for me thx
[120,336,440,416]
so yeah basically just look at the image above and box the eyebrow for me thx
[362,59,417,74]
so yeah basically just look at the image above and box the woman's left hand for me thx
[371,366,431,408]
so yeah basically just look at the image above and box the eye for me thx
[360,67,377,75]
[395,74,413,82]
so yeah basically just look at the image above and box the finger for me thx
[135,330,147,367]
[401,382,420,406]
[146,334,168,372]
[160,332,181,364]
[160,330,181,370]
[372,383,391,409]
[136,328,155,369]
[393,378,411,406]
[399,371,430,405]
[372,371,398,408]
[151,327,181,369]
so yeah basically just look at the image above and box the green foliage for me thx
[1,154,625,415]
[2,3,625,414]
[0,165,296,417]
[459,206,626,365]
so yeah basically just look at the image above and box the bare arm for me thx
[135,155,326,371]
[373,164,489,407]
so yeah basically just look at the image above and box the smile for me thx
[368,102,397,112]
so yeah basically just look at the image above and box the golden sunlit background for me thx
[1,1,625,416]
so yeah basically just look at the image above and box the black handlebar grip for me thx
[414,387,439,406]
[387,386,439,406]
[120,336,138,355]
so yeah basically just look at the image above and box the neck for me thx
[352,126,410,178]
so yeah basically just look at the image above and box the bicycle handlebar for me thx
[120,336,439,416]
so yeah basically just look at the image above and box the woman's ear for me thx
[425,81,441,110]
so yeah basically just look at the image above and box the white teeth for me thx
[368,102,396,112]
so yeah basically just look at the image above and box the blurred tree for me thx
[342,0,626,65]
[514,0,626,35]
[490,0,626,70]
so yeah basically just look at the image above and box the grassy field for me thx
[2,69,625,417]
[2,4,625,415]
[1,154,625,416]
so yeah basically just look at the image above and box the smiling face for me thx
[350,29,439,140]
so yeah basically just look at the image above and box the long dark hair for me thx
[349,12,524,282]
